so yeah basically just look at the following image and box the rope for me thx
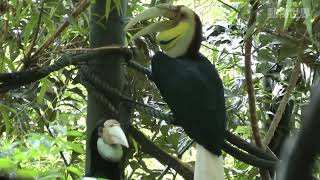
[79,66,174,123]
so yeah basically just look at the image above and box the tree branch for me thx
[25,0,45,61]
[223,142,276,169]
[244,0,270,179]
[216,0,239,14]
[245,0,263,150]
[0,46,131,92]
[263,47,302,146]
[225,131,277,161]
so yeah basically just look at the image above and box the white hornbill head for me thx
[96,119,129,162]
[125,4,203,58]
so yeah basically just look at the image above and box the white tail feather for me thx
[194,144,224,180]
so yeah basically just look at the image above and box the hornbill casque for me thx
[84,119,129,180]
[125,4,227,180]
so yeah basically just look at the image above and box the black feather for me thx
[152,52,227,155]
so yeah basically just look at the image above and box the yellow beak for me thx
[124,4,179,42]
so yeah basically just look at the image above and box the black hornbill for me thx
[125,4,227,180]
[84,119,129,179]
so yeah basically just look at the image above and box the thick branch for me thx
[223,143,276,169]
[225,131,277,161]
[0,46,131,92]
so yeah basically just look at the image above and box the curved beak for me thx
[100,120,129,148]
[124,4,178,42]
[106,125,129,148]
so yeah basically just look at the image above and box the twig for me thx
[245,0,263,149]
[244,0,270,179]
[24,0,91,68]
[25,0,45,61]
[216,0,239,14]
[263,47,302,146]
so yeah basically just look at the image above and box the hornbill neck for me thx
[185,13,202,58]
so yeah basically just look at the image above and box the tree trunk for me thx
[85,0,127,178]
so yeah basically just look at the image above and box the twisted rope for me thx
[80,66,174,123]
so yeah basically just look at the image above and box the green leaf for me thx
[259,33,273,46]
[66,142,84,154]
[235,126,251,139]
[132,138,139,154]
[23,12,38,46]
[244,23,256,41]
[16,168,40,178]
[257,49,274,62]
[67,130,83,137]
[66,166,82,176]
[2,55,16,72]
[0,158,16,171]
[112,0,122,16]
[42,14,56,36]
[37,77,51,105]
[0,109,11,134]
[277,0,284,7]
[283,0,293,30]
[105,0,111,19]
[278,45,299,60]
[302,0,313,39]
[14,152,32,161]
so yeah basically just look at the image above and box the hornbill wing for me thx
[152,52,227,155]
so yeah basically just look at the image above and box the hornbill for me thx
[125,4,227,180]
[84,119,129,179]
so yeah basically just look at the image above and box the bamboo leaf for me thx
[302,0,313,38]
[37,77,51,105]
[112,0,122,16]
[105,0,111,19]
[283,0,293,30]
